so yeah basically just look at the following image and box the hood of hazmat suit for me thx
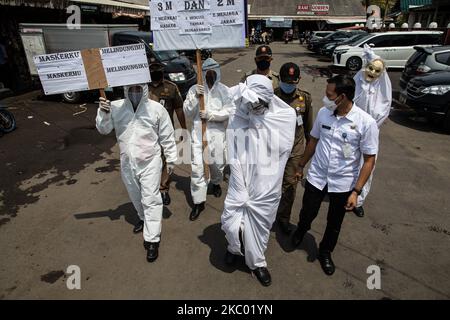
[96,83,177,243]
[183,59,233,204]
[221,75,296,270]
[353,44,392,127]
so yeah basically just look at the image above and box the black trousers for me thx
[297,180,352,253]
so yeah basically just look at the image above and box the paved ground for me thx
[0,43,449,300]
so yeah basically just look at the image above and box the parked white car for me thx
[333,31,443,71]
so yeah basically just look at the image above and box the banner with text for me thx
[149,0,246,50]
[34,44,150,95]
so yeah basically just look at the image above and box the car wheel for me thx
[346,56,363,71]
[62,92,81,104]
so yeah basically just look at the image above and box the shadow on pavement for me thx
[74,202,138,226]
[389,109,448,135]
[172,173,193,208]
[73,202,174,224]
[273,223,319,262]
[198,223,250,275]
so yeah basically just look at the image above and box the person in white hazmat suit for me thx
[352,44,392,218]
[221,75,296,287]
[96,83,177,263]
[183,58,232,221]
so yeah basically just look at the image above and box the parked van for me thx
[333,31,443,71]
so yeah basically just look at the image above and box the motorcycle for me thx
[284,32,289,44]
[251,31,263,45]
[0,105,16,134]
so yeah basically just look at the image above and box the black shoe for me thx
[189,202,205,221]
[318,251,335,276]
[291,228,305,248]
[144,241,159,263]
[133,220,144,234]
[353,206,364,218]
[161,192,171,206]
[252,267,272,287]
[225,251,237,266]
[278,220,292,235]
[213,184,222,198]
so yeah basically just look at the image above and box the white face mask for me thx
[322,96,337,112]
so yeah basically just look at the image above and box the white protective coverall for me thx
[96,84,177,243]
[183,58,233,204]
[221,75,296,270]
[353,45,392,207]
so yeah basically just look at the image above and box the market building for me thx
[247,0,367,40]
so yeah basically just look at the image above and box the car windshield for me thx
[354,34,374,46]
[154,50,179,61]
[347,33,368,44]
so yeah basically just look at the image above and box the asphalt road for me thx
[0,43,449,299]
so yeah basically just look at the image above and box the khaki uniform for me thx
[149,80,184,193]
[240,69,280,89]
[275,87,313,224]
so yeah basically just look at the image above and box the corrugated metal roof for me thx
[248,0,366,17]
[72,0,149,10]
[400,0,433,12]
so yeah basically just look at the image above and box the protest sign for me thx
[149,0,247,179]
[34,44,151,95]
[34,51,89,95]
[149,0,246,51]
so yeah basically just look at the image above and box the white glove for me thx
[196,84,205,97]
[199,110,208,120]
[99,97,111,113]
[167,163,175,175]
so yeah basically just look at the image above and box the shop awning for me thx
[326,18,367,24]
[248,0,366,19]
[249,15,366,22]
[71,0,149,11]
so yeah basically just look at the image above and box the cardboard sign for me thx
[34,44,151,95]
[149,0,246,50]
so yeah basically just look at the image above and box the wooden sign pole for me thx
[99,89,106,99]
[195,49,210,180]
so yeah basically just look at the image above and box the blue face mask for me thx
[280,81,297,94]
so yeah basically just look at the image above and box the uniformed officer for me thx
[240,45,280,89]
[275,62,313,235]
[148,62,187,206]
[292,75,379,276]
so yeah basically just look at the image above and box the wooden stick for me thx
[99,89,106,100]
[195,49,210,181]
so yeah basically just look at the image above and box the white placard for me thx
[150,0,246,50]
[34,51,89,95]
[100,44,151,88]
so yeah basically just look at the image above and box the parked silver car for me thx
[400,46,450,90]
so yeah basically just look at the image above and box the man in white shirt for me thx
[291,75,379,276]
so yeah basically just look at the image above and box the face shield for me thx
[202,58,221,90]
[124,84,148,109]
